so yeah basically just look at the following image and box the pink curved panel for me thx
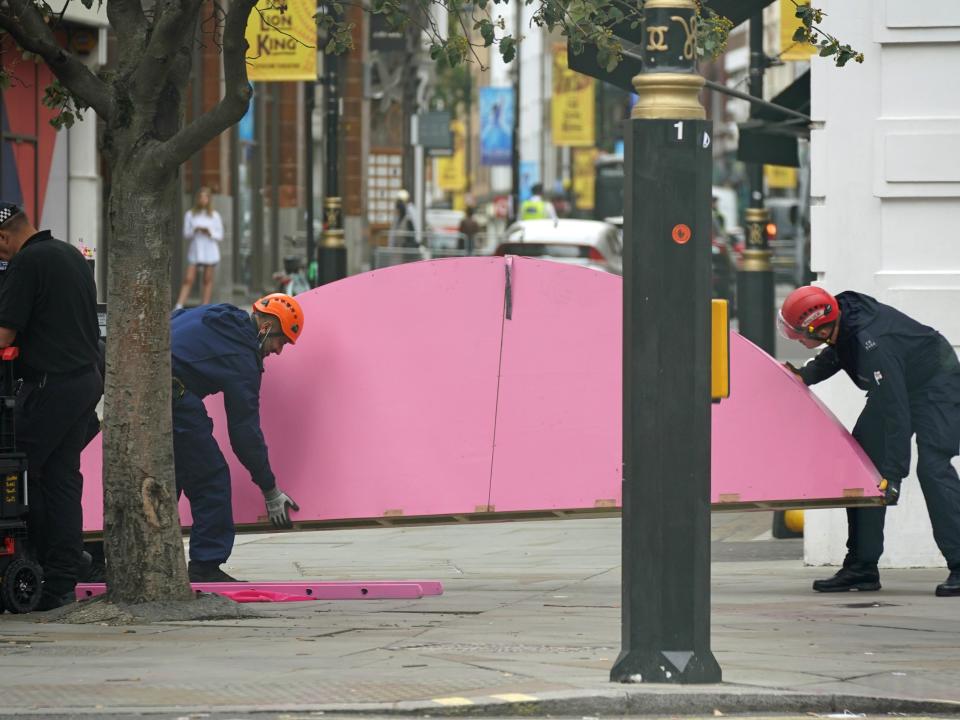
[488,257,622,512]
[81,257,879,533]
[713,335,880,504]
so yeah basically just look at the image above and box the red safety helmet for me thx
[778,286,839,341]
[252,293,304,344]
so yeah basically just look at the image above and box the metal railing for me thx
[372,230,480,270]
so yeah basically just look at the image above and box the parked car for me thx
[493,219,623,274]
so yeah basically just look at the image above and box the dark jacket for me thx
[171,304,275,492]
[800,291,960,482]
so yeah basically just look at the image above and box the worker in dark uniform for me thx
[0,202,103,610]
[779,286,960,597]
[171,293,303,582]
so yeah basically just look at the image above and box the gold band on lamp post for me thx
[742,206,772,272]
[322,196,345,249]
[631,0,705,120]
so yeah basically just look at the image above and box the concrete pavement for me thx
[1,514,958,718]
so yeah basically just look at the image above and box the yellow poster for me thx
[552,44,595,147]
[765,164,798,189]
[245,0,318,81]
[572,148,598,211]
[437,120,467,192]
[780,0,816,61]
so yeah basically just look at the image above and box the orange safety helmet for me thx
[252,293,304,344]
[778,286,839,340]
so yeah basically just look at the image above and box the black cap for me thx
[0,202,22,227]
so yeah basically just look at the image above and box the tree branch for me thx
[0,0,113,120]
[151,0,258,176]
[130,0,205,108]
[106,0,149,63]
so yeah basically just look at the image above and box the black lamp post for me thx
[317,20,346,285]
[610,0,721,685]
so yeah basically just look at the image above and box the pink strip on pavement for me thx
[75,580,443,602]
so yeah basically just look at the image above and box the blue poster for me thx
[519,161,539,202]
[479,87,514,166]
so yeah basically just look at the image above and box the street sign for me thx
[369,13,405,53]
[416,111,453,151]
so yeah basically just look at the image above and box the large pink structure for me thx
[80,257,881,533]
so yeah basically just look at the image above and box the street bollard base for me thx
[610,648,722,684]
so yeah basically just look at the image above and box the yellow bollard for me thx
[784,509,805,535]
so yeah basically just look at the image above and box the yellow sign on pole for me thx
[245,0,318,82]
[572,148,598,211]
[765,164,798,189]
[437,120,467,192]
[780,0,816,61]
[552,44,595,147]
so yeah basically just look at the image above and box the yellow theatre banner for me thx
[552,44,595,147]
[780,0,815,61]
[437,120,467,193]
[245,0,318,81]
[572,148,598,211]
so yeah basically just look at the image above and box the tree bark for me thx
[102,165,192,603]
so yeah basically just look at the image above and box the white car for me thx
[493,219,623,274]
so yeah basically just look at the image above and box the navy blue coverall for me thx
[171,305,276,564]
[800,292,960,572]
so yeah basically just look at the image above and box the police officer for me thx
[779,286,960,597]
[0,202,103,610]
[520,183,558,222]
[171,293,303,582]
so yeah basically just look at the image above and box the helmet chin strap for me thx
[251,315,273,358]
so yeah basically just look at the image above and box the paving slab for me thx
[1,515,959,717]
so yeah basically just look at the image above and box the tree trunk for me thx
[102,164,192,603]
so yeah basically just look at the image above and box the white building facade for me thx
[804,1,960,568]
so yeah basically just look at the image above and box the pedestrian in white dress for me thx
[175,187,224,308]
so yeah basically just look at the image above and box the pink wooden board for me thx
[75,581,443,601]
[489,257,622,512]
[80,257,880,533]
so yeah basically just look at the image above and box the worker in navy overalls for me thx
[780,286,960,598]
[171,293,303,582]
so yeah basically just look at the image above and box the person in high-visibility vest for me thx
[520,183,558,221]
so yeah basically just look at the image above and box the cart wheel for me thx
[0,558,43,613]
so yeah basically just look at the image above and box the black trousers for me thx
[16,367,103,597]
[845,373,960,572]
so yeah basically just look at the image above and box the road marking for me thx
[492,693,537,702]
[432,697,474,706]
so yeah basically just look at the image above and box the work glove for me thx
[878,478,901,506]
[783,362,803,380]
[263,487,300,528]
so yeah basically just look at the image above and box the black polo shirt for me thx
[0,230,100,375]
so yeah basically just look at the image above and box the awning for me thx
[737,70,810,167]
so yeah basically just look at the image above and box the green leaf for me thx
[499,35,516,64]
[792,26,807,42]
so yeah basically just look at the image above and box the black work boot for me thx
[188,561,241,583]
[812,566,881,592]
[935,570,960,597]
[36,590,76,611]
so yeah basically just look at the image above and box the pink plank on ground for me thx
[80,257,880,534]
[75,580,443,601]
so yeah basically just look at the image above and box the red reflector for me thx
[588,247,605,261]
[0,537,14,556]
